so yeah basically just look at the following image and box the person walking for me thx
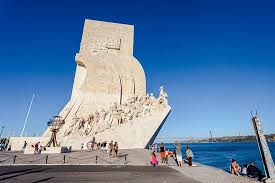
[34,142,40,154]
[150,152,158,166]
[164,149,170,165]
[108,141,114,157]
[22,141,28,151]
[186,146,194,166]
[114,142,119,158]
[159,143,166,163]
[174,141,183,167]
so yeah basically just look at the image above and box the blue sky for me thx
[0,0,274,138]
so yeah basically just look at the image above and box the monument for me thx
[9,19,171,150]
[252,115,275,182]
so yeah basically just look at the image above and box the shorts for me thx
[176,155,182,162]
[160,152,165,158]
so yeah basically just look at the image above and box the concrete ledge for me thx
[41,147,71,154]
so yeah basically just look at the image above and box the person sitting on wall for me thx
[230,159,241,176]
[247,161,264,181]
[241,164,248,176]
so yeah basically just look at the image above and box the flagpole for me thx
[21,93,35,137]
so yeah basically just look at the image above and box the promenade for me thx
[0,149,258,183]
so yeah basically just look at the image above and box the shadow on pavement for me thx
[0,167,49,181]
[32,177,55,183]
[0,168,37,176]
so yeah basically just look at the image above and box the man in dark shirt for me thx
[247,161,264,181]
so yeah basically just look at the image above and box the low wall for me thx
[8,137,49,151]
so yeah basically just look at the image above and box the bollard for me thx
[96,156,98,164]
[63,155,66,164]
[45,155,48,164]
[124,154,127,164]
[13,155,17,164]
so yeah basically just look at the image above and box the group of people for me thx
[107,141,119,158]
[230,159,264,181]
[21,141,46,154]
[87,140,119,159]
[150,142,194,167]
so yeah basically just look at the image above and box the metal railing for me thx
[0,154,128,165]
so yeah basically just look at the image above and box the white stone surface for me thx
[9,137,48,151]
[41,147,70,154]
[23,147,35,154]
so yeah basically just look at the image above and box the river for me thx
[164,142,275,173]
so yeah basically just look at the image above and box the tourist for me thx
[151,143,157,152]
[155,143,158,152]
[103,141,107,151]
[97,142,101,150]
[174,141,183,167]
[22,141,28,151]
[241,164,248,176]
[247,161,264,181]
[150,152,158,166]
[186,146,194,166]
[150,144,155,151]
[230,159,241,176]
[34,142,40,153]
[164,149,170,164]
[160,143,166,163]
[38,145,43,154]
[92,136,95,150]
[114,142,118,158]
[108,141,114,156]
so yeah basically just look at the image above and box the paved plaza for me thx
[0,165,201,183]
[0,149,260,183]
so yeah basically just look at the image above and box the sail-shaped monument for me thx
[9,19,171,150]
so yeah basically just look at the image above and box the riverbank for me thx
[0,149,259,183]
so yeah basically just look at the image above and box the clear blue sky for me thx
[0,0,274,138]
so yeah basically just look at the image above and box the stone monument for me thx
[252,115,275,182]
[9,19,171,150]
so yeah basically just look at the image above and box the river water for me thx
[163,142,275,173]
